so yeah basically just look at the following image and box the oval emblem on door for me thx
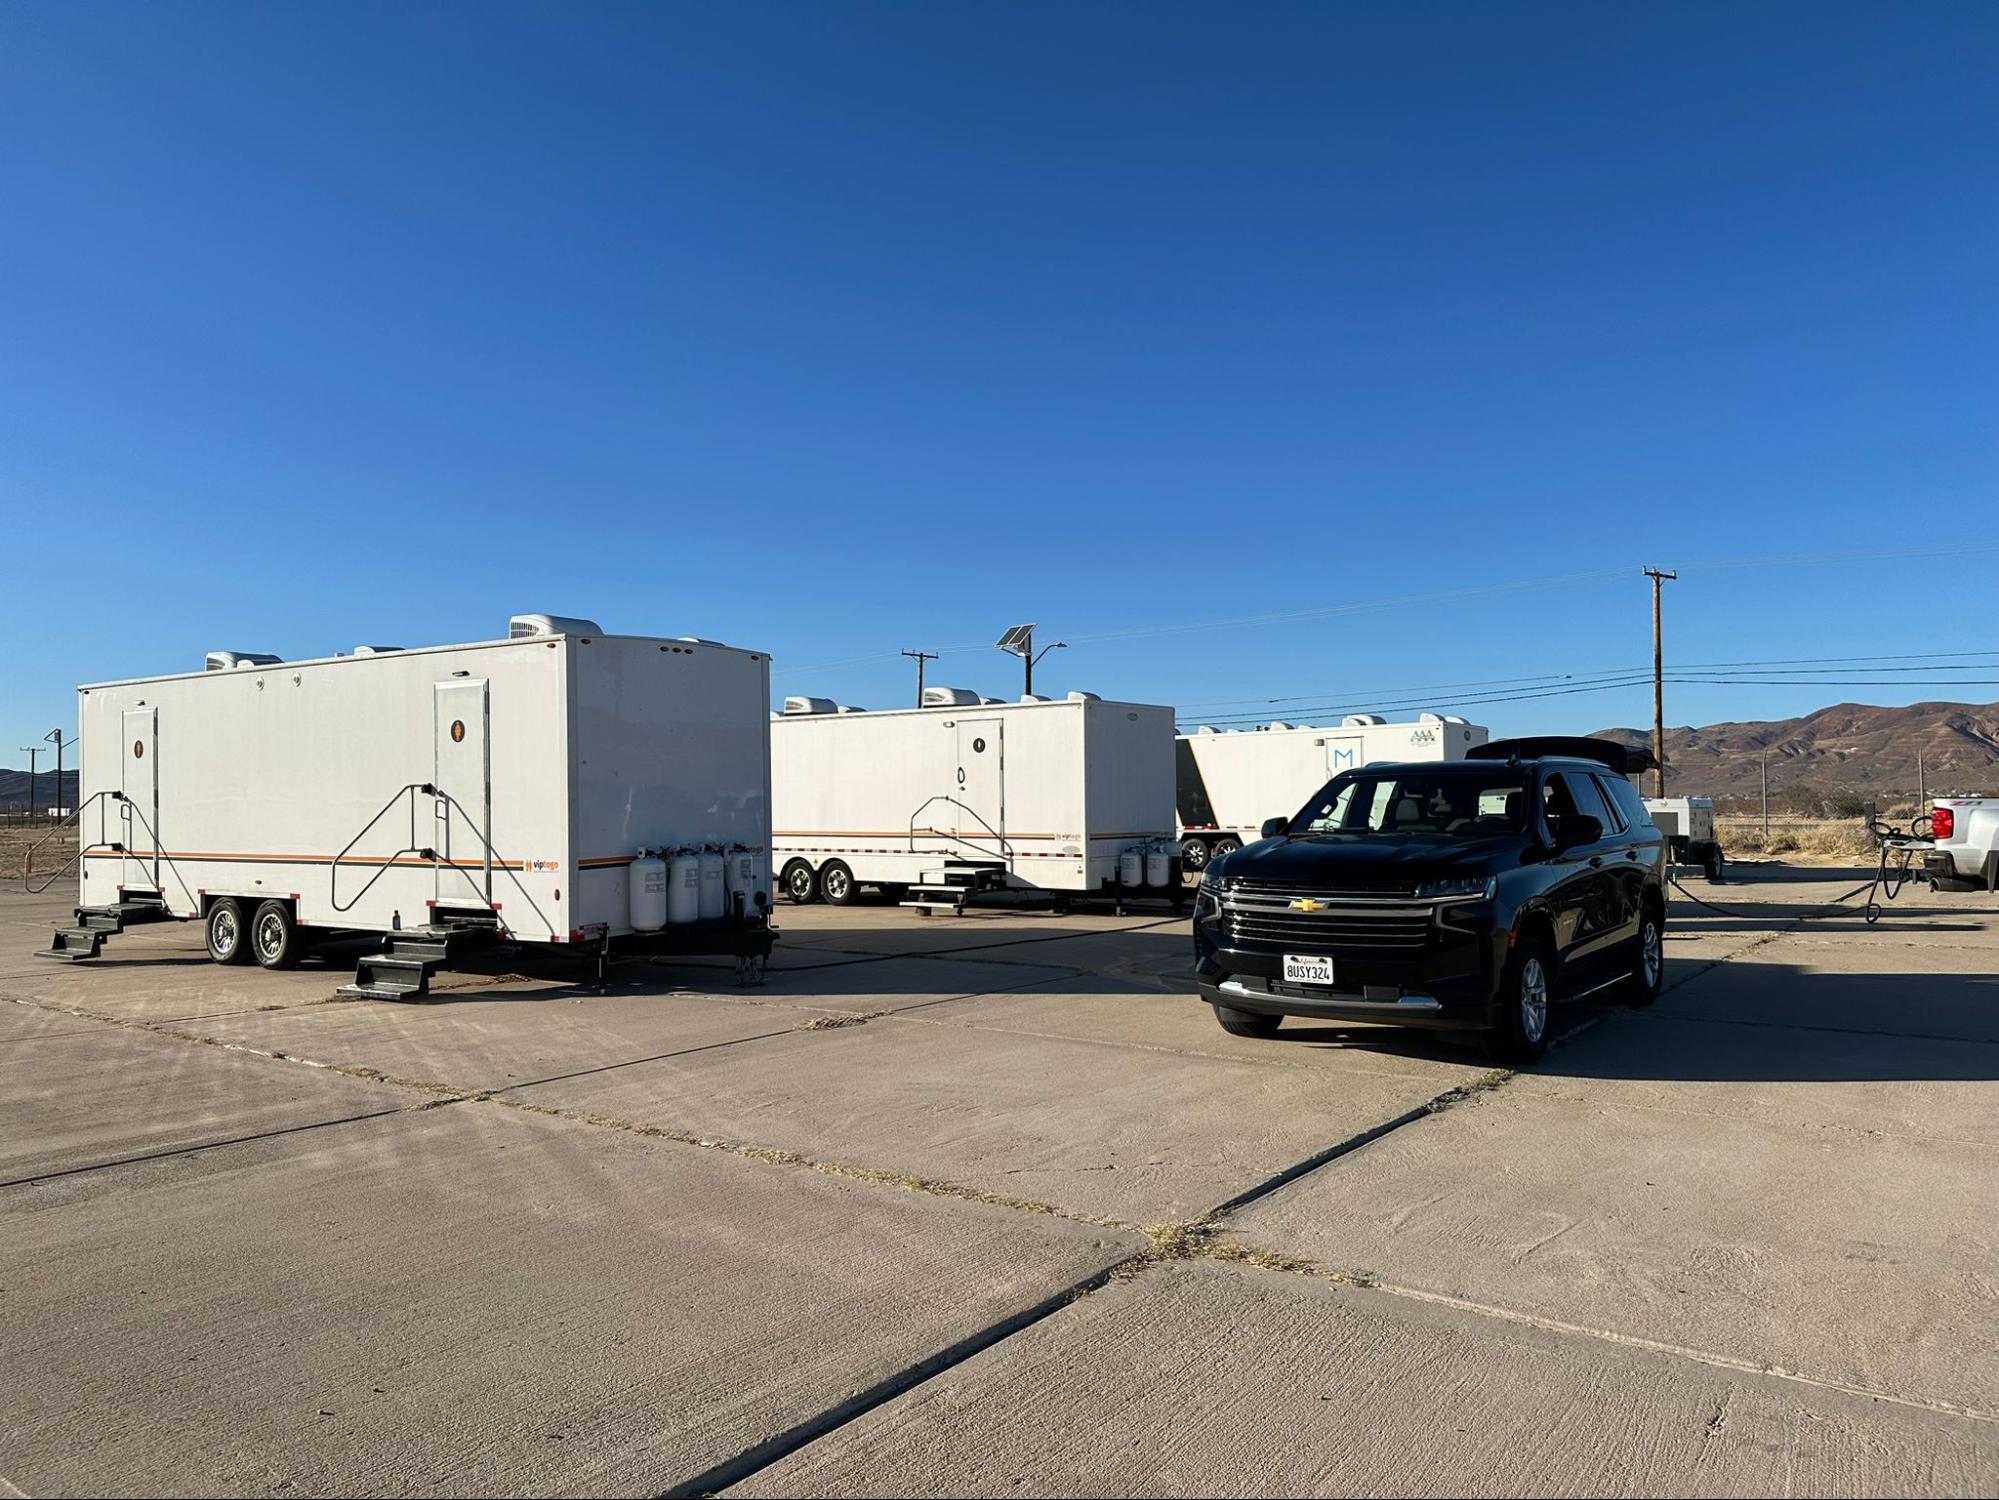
[450,720,466,743]
[972,737,987,753]
[132,740,144,758]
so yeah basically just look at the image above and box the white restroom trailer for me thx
[770,690,1183,911]
[37,616,777,992]
[1177,714,1490,868]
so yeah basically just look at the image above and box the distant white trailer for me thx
[1177,713,1490,869]
[770,689,1182,912]
[35,615,777,991]
[1643,795,1723,881]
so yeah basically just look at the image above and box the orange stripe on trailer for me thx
[83,849,529,871]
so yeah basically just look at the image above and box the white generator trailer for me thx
[1177,713,1489,869]
[31,615,777,994]
[1643,796,1724,881]
[770,688,1183,914]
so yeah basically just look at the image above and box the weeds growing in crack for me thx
[792,1010,885,1031]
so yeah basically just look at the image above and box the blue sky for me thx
[3,1,1994,761]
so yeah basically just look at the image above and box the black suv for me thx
[1192,737,1666,1062]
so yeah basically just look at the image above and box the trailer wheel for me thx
[1211,836,1242,860]
[819,861,856,906]
[878,883,909,905]
[1180,839,1210,872]
[251,900,304,970]
[781,860,819,905]
[1703,845,1725,883]
[206,898,253,966]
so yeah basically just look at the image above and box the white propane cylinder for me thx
[698,847,727,920]
[1119,848,1144,887]
[666,849,702,925]
[629,851,669,931]
[726,846,759,913]
[1145,844,1173,887]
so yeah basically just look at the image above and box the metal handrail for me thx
[329,783,553,939]
[330,782,436,913]
[907,794,1012,862]
[22,789,116,894]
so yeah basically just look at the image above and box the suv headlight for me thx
[1417,875,1495,901]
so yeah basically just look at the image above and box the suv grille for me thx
[1219,884,1434,953]
[1228,876,1420,900]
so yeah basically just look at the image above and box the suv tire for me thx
[1486,933,1552,1064]
[1626,906,1665,1006]
[1212,1003,1282,1038]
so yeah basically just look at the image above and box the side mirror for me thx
[1260,817,1290,839]
[1555,814,1602,848]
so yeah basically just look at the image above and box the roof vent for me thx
[1066,690,1102,702]
[921,687,983,708]
[1269,721,1295,731]
[837,705,867,714]
[1342,713,1386,727]
[981,696,1006,706]
[1197,725,1219,734]
[1019,693,1052,703]
[509,613,603,639]
[677,637,724,646]
[1441,715,1470,725]
[206,651,282,672]
[782,696,839,715]
[352,645,403,656]
[1417,712,1446,724]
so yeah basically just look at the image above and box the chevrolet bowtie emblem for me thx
[1289,898,1326,913]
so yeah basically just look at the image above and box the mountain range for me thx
[1595,700,1999,802]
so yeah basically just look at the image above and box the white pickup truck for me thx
[1925,798,1999,891]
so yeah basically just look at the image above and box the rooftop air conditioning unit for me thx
[509,614,604,639]
[205,651,282,671]
[782,696,839,716]
[1019,694,1052,703]
[1342,713,1386,727]
[921,687,983,708]
[352,645,403,656]
[1066,691,1101,702]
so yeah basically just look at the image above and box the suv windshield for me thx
[1288,767,1532,840]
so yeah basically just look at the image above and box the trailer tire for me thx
[819,861,856,906]
[781,860,819,905]
[1703,845,1725,883]
[878,883,909,905]
[206,898,253,966]
[1180,839,1210,872]
[251,900,304,970]
[1211,836,1242,860]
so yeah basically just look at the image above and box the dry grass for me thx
[1716,817,1876,859]
[0,825,77,883]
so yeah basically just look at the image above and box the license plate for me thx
[1283,954,1334,987]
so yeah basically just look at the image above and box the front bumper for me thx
[1192,907,1503,1031]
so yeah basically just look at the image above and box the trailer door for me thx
[434,678,493,907]
[120,707,158,892]
[952,717,1006,858]
[1323,735,1364,778]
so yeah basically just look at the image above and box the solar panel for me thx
[995,623,1036,653]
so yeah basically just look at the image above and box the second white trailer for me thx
[1177,713,1489,869]
[770,689,1182,911]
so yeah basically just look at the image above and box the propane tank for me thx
[629,849,669,931]
[666,848,702,925]
[1118,847,1144,887]
[698,845,727,920]
[1145,842,1173,888]
[726,845,760,913]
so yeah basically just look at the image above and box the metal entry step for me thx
[337,922,500,1001]
[36,896,176,962]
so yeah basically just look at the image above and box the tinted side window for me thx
[1600,775,1653,833]
[1553,772,1612,833]
[1589,774,1627,832]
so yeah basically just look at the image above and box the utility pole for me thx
[1918,753,1926,815]
[46,728,69,818]
[17,745,41,826]
[1643,568,1676,798]
[1761,754,1769,840]
[900,649,938,708]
